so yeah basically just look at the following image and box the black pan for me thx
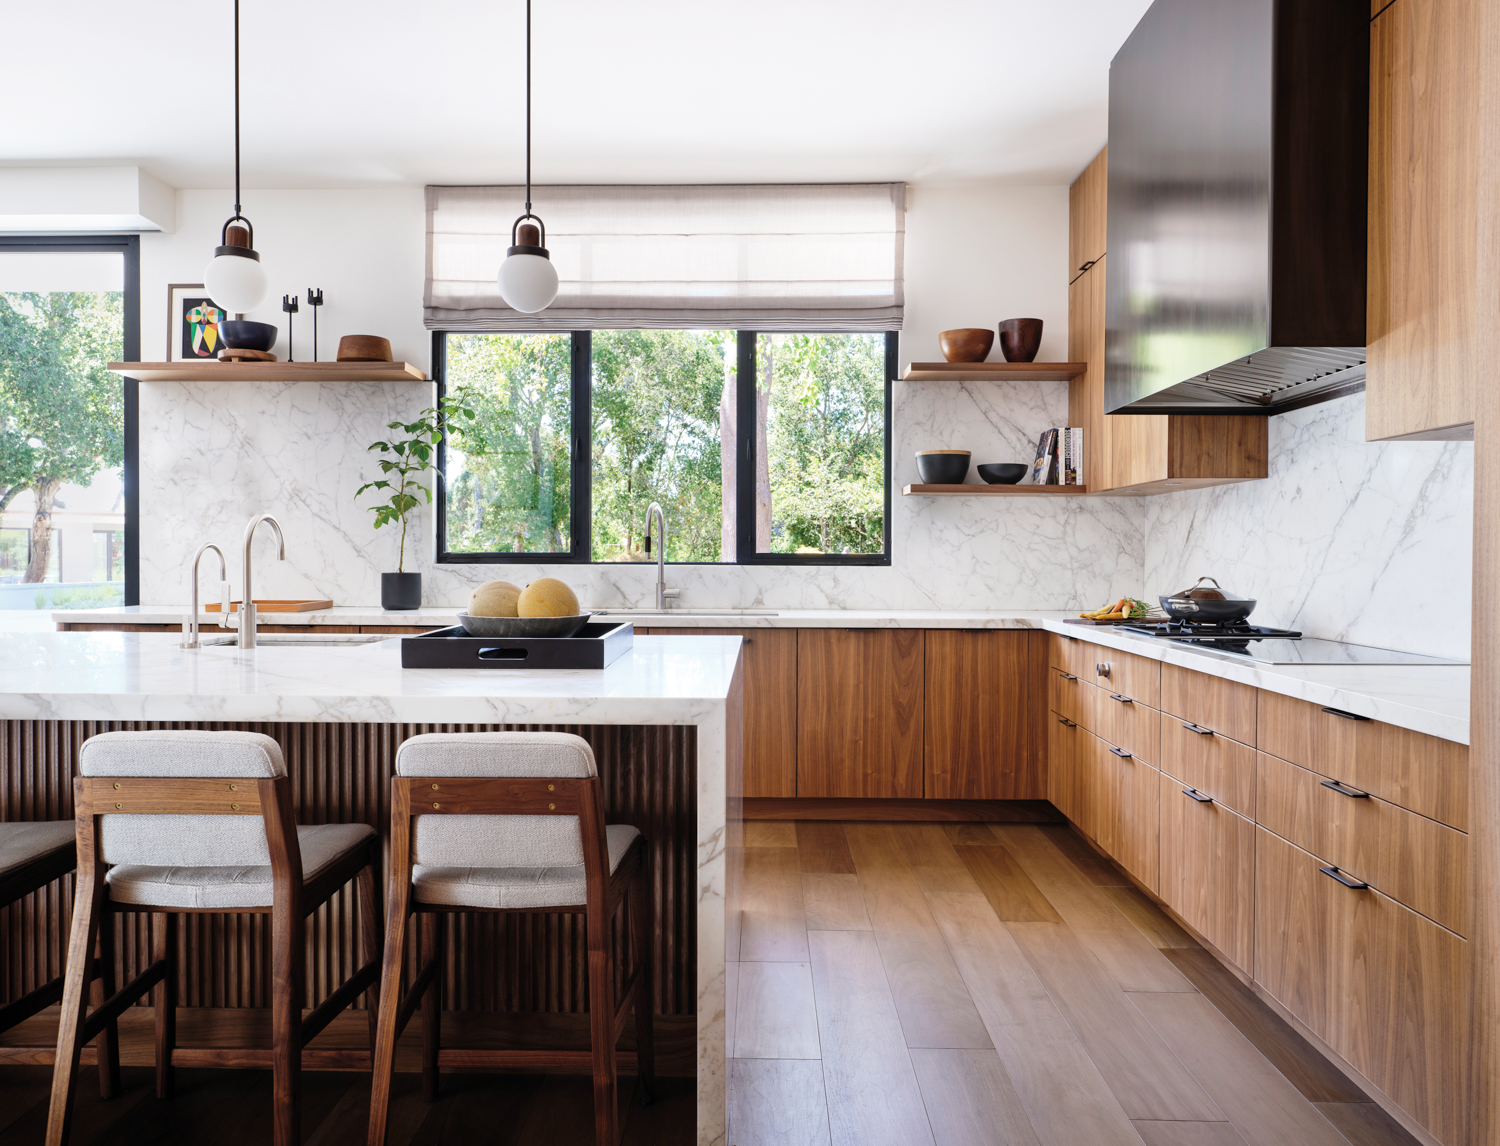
[1159,576,1256,623]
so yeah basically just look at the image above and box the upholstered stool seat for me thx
[412,823,639,910]
[0,820,75,879]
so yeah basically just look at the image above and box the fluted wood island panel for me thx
[0,720,696,1018]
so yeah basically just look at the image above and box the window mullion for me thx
[571,331,593,563]
[734,331,756,564]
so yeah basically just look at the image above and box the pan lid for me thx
[1164,576,1252,603]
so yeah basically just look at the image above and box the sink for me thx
[199,634,391,648]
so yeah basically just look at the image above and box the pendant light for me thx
[496,0,560,314]
[203,0,269,316]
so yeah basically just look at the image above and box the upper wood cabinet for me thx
[1068,145,1108,281]
[924,630,1043,799]
[647,627,797,799]
[796,629,924,799]
[1067,148,1269,494]
[1366,0,1480,441]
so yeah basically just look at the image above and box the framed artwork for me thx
[166,283,227,362]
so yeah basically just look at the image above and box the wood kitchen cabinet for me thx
[796,628,924,799]
[924,629,1043,799]
[646,627,797,798]
[1110,746,1158,893]
[1159,768,1256,972]
[1067,146,1268,494]
[1366,0,1480,441]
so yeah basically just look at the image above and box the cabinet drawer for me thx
[1258,690,1468,830]
[1049,632,1094,678]
[1078,729,1118,851]
[1087,646,1160,707]
[1112,749,1159,893]
[1160,662,1256,744]
[1096,691,1160,766]
[1049,666,1091,727]
[1047,714,1085,824]
[1159,770,1254,971]
[1159,715,1256,816]
[1254,827,1466,1145]
[1256,751,1468,936]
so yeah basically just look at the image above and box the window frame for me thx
[0,234,140,602]
[433,328,895,567]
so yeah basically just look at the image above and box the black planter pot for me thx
[381,572,422,611]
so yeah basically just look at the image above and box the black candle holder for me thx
[307,288,324,361]
[281,294,300,362]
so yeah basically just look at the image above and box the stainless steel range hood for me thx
[1104,0,1370,415]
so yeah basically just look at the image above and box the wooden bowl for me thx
[337,335,393,362]
[998,318,1043,363]
[938,328,994,363]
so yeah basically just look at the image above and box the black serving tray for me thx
[401,621,634,670]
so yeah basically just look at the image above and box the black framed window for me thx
[0,235,140,603]
[435,329,894,566]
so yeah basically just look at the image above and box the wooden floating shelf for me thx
[901,362,1086,382]
[107,361,428,383]
[903,484,1090,497]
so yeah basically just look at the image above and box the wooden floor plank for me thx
[733,962,822,1059]
[844,824,994,1050]
[910,1048,1042,1146]
[927,892,1144,1146]
[306,1072,430,1146]
[797,822,857,874]
[1029,824,1131,885]
[746,820,799,847]
[807,930,936,1146]
[1007,921,1223,1122]
[728,1059,832,1146]
[508,1073,634,1145]
[943,824,1001,845]
[1133,1121,1250,1146]
[1102,885,1199,949]
[1312,1102,1424,1146]
[741,845,810,961]
[990,825,1194,993]
[896,823,985,894]
[802,873,872,931]
[957,846,1063,923]
[1162,948,1368,1104]
[92,1067,269,1146]
[0,1066,157,1146]
[1129,991,1353,1146]
[0,1066,52,1136]
[619,1076,697,1146]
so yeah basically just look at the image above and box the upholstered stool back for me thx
[395,732,597,868]
[78,730,286,867]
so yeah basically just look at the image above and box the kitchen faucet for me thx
[182,543,229,649]
[229,513,286,648]
[644,502,679,611]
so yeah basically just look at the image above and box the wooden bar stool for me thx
[46,730,383,1146]
[367,732,654,1146]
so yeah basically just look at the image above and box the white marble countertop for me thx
[0,630,741,725]
[1043,621,1470,746]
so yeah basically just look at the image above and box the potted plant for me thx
[357,387,476,610]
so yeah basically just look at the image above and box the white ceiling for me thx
[3,0,1151,190]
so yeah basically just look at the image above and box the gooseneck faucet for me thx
[643,502,679,611]
[182,543,229,649]
[232,513,285,648]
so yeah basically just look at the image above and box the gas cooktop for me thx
[1118,622,1466,666]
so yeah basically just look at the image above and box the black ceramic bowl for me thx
[977,463,1028,485]
[916,450,971,484]
[220,320,279,352]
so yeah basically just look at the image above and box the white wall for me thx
[137,183,1142,611]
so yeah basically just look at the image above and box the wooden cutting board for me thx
[1063,615,1168,626]
[205,599,333,613]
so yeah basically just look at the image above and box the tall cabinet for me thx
[1067,147,1269,494]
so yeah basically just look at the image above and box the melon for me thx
[518,577,580,618]
[469,580,522,617]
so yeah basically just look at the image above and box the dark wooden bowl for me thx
[916,450,971,484]
[938,328,994,363]
[998,318,1044,363]
[337,334,393,362]
[977,463,1028,485]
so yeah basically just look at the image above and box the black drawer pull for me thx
[1181,721,1215,736]
[1320,706,1371,722]
[1320,865,1369,890]
[1109,746,1133,759]
[1057,717,1077,727]
[1057,672,1078,681]
[1109,693,1133,705]
[1182,787,1213,803]
[1320,779,1369,799]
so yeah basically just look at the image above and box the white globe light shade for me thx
[203,251,270,314]
[497,252,559,314]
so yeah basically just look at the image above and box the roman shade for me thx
[424,183,905,331]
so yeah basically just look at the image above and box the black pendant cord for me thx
[524,0,531,216]
[233,0,241,217]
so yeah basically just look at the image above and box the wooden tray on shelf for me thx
[205,599,334,613]
[1063,614,1168,626]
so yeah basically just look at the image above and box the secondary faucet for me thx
[643,502,680,611]
[230,513,286,648]
[182,543,229,649]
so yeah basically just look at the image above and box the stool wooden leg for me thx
[45,848,105,1146]
[92,910,120,1100]
[420,913,442,1102]
[270,908,303,1146]
[357,856,382,1054]
[368,799,413,1146]
[587,918,619,1146]
[629,859,656,1106]
[153,912,178,1099]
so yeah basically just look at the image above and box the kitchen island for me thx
[0,630,743,1146]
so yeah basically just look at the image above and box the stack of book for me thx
[1030,428,1084,485]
